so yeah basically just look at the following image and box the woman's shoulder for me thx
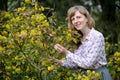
[92,28,104,39]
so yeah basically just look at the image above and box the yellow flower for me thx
[16,16,21,22]
[117,67,120,71]
[5,76,10,80]
[67,33,72,38]
[0,35,7,41]
[108,60,112,65]
[47,66,51,71]
[15,67,21,73]
[5,66,11,70]
[52,31,56,35]
[84,77,89,80]
[12,66,16,70]
[5,24,10,30]
[19,30,27,38]
[10,17,16,22]
[35,50,39,56]
[69,77,73,80]
[37,14,46,22]
[47,65,54,71]
[31,21,35,26]
[25,76,29,79]
[31,14,46,23]
[77,74,82,79]
[57,37,62,42]
[61,58,66,60]
[95,73,101,78]
[15,56,20,60]
[39,6,44,11]
[91,71,95,75]
[24,0,31,4]
[37,30,42,36]
[114,52,120,57]
[42,21,49,27]
[30,29,37,37]
[35,3,38,10]
[86,70,91,74]
[4,12,11,18]
[17,7,26,12]
[2,30,8,36]
[38,42,47,49]
[0,46,5,51]
[105,37,109,41]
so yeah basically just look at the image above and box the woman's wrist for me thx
[64,49,69,55]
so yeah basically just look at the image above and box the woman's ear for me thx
[86,18,88,24]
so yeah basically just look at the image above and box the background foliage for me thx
[0,0,120,80]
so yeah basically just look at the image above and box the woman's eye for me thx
[77,16,81,18]
[71,18,74,21]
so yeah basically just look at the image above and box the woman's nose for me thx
[74,19,79,24]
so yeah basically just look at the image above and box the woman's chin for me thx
[75,27,82,30]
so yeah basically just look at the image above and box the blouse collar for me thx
[83,28,95,41]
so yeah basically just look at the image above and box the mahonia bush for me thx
[105,37,120,80]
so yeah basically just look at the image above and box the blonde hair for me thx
[66,5,95,29]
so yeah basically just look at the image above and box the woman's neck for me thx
[80,26,91,40]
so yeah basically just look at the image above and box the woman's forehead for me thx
[70,11,82,18]
[69,10,78,17]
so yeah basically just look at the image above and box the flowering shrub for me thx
[105,38,120,80]
[0,0,119,80]
[107,51,120,80]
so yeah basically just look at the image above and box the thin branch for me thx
[26,57,45,71]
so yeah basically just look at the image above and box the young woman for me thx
[54,5,112,80]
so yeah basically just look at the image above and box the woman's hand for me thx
[55,59,63,65]
[54,44,68,55]
[48,56,62,65]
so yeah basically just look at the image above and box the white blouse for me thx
[61,28,107,69]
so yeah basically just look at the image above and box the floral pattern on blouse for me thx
[61,28,107,69]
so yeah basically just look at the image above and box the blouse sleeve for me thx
[60,59,78,69]
[61,34,105,69]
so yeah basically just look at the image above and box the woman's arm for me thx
[66,34,105,69]
[54,34,105,69]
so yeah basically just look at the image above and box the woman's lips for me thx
[75,23,81,27]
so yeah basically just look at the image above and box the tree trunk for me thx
[99,0,118,54]
[0,0,8,11]
[99,0,116,21]
[99,0,117,43]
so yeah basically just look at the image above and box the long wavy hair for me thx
[66,5,95,48]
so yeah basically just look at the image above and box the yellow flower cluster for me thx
[24,0,31,4]
[66,30,72,41]
[14,55,26,61]
[31,13,49,27]
[19,30,27,38]
[0,46,5,51]
[0,35,7,41]
[47,65,55,71]
[31,14,46,22]
[30,29,37,37]
[18,7,26,12]
[4,12,11,18]
[114,52,120,71]
[41,20,50,27]
[38,42,47,49]
[15,67,21,73]
[39,6,44,11]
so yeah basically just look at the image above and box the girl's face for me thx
[71,11,88,30]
